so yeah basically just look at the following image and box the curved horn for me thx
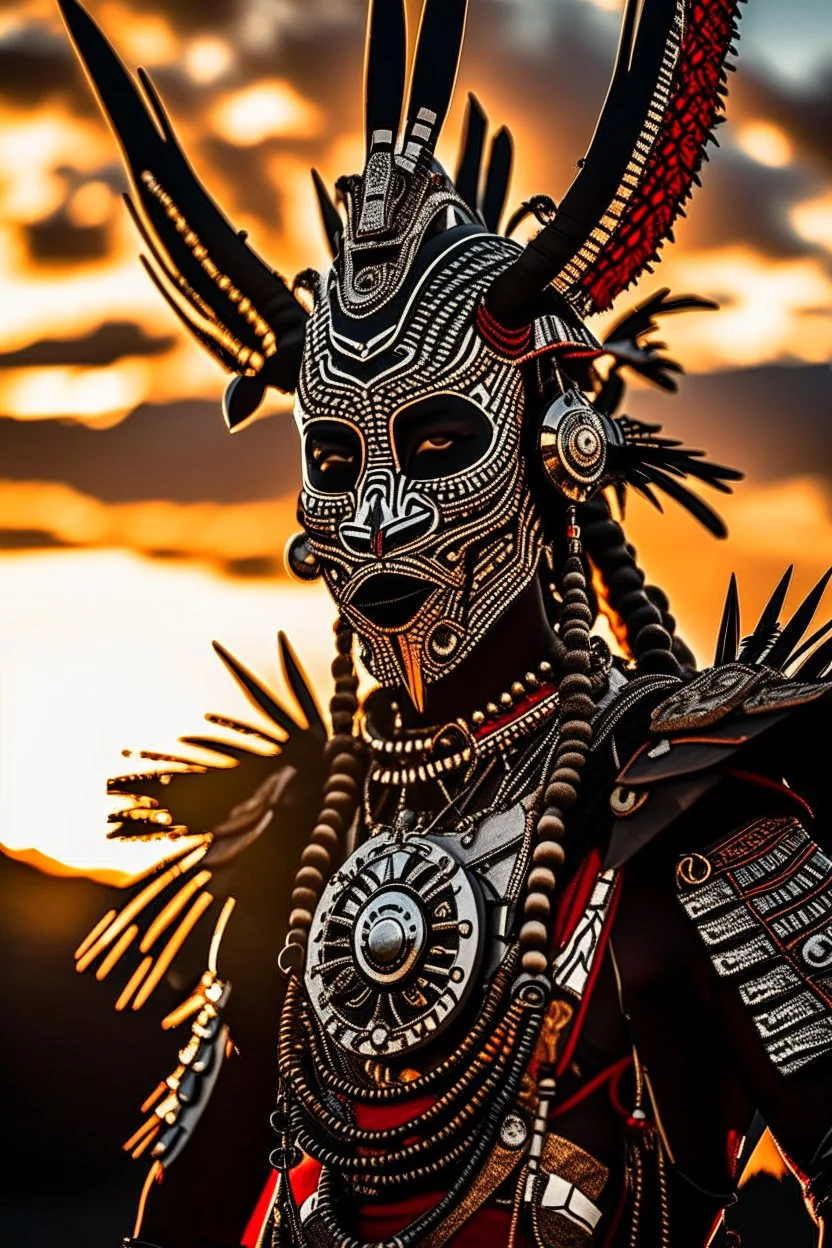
[486,0,741,326]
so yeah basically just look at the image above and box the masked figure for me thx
[59,1,832,1246]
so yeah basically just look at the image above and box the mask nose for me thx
[339,470,436,557]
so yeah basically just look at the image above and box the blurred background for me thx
[0,0,829,1243]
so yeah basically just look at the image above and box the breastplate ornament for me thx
[305,829,484,1058]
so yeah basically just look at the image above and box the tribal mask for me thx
[294,223,601,699]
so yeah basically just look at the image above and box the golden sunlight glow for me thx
[0,480,296,559]
[791,191,832,253]
[67,179,114,229]
[624,475,832,663]
[185,35,235,86]
[652,247,832,369]
[210,80,323,147]
[0,360,153,424]
[0,550,336,874]
[0,109,108,223]
[96,2,180,64]
[736,120,794,168]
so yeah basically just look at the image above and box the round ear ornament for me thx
[538,388,620,503]
[285,532,322,582]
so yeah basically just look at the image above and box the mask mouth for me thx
[349,573,436,630]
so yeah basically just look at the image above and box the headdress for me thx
[61,0,743,705]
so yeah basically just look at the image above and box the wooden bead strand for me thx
[279,616,366,974]
[519,508,596,977]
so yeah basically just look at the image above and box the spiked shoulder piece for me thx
[605,569,832,868]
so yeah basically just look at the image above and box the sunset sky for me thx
[0,0,830,874]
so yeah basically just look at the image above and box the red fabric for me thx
[352,1092,437,1131]
[551,848,604,950]
[241,1172,278,1248]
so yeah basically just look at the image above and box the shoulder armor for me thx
[605,664,831,868]
[676,815,832,1076]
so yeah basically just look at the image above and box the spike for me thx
[203,712,283,747]
[455,93,487,214]
[95,924,139,982]
[714,574,741,666]
[786,618,832,671]
[794,635,832,681]
[739,567,793,664]
[364,0,407,155]
[115,956,154,1012]
[278,632,326,734]
[396,633,425,713]
[311,169,341,258]
[75,844,209,972]
[403,0,469,158]
[139,871,213,953]
[212,641,297,736]
[74,909,118,961]
[131,891,215,1011]
[482,127,513,233]
[765,569,832,670]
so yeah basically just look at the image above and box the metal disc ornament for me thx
[305,831,484,1058]
[539,388,609,502]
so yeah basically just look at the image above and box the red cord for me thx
[726,769,814,821]
[552,1055,633,1119]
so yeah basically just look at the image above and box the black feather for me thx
[481,127,513,233]
[59,0,306,391]
[635,463,728,537]
[455,93,487,215]
[714,573,740,665]
[604,289,719,347]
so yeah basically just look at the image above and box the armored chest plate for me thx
[305,830,485,1058]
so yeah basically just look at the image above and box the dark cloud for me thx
[674,153,820,260]
[196,136,286,225]
[0,322,175,369]
[2,365,830,520]
[736,62,832,177]
[23,213,111,263]
[0,398,301,505]
[0,24,84,107]
[628,363,832,494]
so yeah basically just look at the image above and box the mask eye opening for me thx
[390,392,495,481]
[303,418,365,494]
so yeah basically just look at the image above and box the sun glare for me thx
[737,120,794,168]
[210,80,323,146]
[791,192,832,254]
[0,550,336,875]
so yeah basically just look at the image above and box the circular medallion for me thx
[500,1113,528,1149]
[305,832,484,1058]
